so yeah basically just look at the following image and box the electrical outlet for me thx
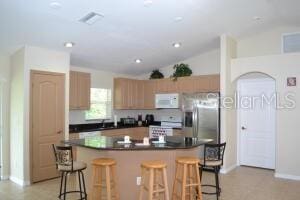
[136,176,141,185]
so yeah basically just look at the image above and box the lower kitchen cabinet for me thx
[101,127,182,139]
[101,127,148,140]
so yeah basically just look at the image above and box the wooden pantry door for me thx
[31,70,65,183]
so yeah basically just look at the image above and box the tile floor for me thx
[0,167,299,200]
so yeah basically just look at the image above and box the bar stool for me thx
[52,144,87,200]
[172,157,202,200]
[139,160,170,200]
[199,143,226,200]
[91,158,119,200]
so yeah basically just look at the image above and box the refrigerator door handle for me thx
[192,102,197,137]
[196,105,199,137]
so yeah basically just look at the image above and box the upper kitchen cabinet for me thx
[208,74,220,92]
[155,78,178,93]
[144,80,156,109]
[113,74,220,110]
[178,76,198,94]
[69,71,91,110]
[114,78,144,109]
[114,78,129,109]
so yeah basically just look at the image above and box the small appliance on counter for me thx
[145,114,154,126]
[120,117,136,126]
[138,114,143,126]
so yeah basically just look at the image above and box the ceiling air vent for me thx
[79,12,104,25]
[282,32,300,53]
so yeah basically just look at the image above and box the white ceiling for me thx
[0,0,300,75]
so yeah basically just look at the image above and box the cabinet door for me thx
[193,76,210,92]
[178,76,195,94]
[113,78,122,109]
[155,79,177,93]
[69,71,78,109]
[128,79,137,109]
[209,75,220,92]
[114,78,130,109]
[77,72,91,110]
[144,80,156,109]
[136,80,145,109]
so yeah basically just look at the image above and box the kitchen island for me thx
[65,136,212,200]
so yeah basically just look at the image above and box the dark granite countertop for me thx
[63,136,212,151]
[69,121,181,134]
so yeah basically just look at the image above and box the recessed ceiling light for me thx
[174,17,183,22]
[144,0,153,7]
[64,42,75,48]
[135,59,142,64]
[173,42,181,48]
[50,2,62,9]
[253,16,262,21]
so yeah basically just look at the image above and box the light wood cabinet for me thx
[208,74,220,92]
[113,75,220,110]
[144,80,156,109]
[114,78,145,109]
[101,127,148,140]
[156,78,178,93]
[69,71,91,110]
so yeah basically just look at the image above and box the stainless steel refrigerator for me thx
[182,93,220,143]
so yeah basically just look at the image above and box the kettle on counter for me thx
[145,114,154,126]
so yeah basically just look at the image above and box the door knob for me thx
[57,130,63,134]
[241,126,247,130]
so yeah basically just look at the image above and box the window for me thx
[85,88,112,120]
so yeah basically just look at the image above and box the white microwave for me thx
[155,93,180,109]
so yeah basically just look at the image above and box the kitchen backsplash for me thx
[69,109,182,124]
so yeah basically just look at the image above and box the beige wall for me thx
[231,53,300,179]
[237,25,300,58]
[220,35,237,173]
[138,49,220,79]
[10,46,70,185]
[0,55,11,179]
[10,49,26,184]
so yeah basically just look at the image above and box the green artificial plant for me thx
[149,69,164,79]
[171,63,193,81]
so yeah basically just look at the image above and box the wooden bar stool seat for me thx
[139,160,170,200]
[172,156,202,200]
[92,158,119,200]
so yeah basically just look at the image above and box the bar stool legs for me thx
[172,157,202,200]
[139,160,170,200]
[200,166,221,200]
[58,170,87,200]
[92,158,119,200]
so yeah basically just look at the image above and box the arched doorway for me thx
[236,72,276,169]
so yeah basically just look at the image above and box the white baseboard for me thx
[220,164,237,174]
[9,176,31,186]
[275,173,300,181]
[1,175,9,180]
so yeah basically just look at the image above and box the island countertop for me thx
[64,136,213,151]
